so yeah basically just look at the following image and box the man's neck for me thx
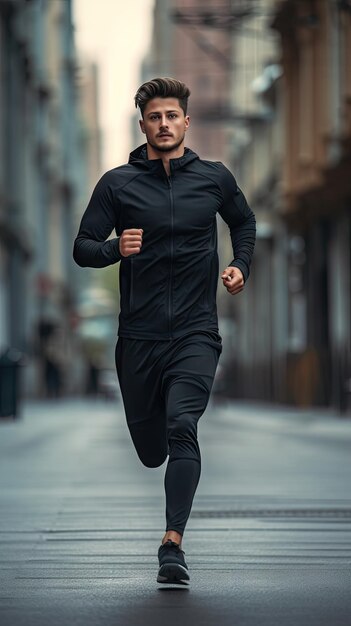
[146,143,185,177]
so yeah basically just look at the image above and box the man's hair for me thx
[134,77,191,117]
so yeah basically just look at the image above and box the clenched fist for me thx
[221,266,244,295]
[119,228,143,257]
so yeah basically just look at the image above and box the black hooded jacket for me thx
[73,144,256,340]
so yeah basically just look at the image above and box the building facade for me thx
[0,0,92,397]
[271,0,351,411]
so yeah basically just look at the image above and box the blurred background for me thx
[0,0,350,416]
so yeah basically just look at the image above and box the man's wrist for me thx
[112,237,122,261]
[229,262,247,282]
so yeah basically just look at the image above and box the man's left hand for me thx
[221,267,244,295]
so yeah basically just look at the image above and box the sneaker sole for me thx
[157,563,190,584]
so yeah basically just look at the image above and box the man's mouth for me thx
[158,133,172,137]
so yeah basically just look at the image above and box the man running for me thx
[73,77,256,585]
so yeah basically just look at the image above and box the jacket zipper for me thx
[167,175,174,337]
[129,257,134,312]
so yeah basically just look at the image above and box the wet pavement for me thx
[0,397,351,625]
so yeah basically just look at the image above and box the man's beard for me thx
[147,134,185,153]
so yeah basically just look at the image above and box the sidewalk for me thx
[214,398,351,443]
[0,397,350,626]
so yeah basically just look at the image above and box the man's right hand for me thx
[119,228,143,257]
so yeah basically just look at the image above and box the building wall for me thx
[0,0,90,398]
[213,0,351,412]
[216,0,285,401]
[271,0,351,411]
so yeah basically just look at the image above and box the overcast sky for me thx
[73,0,154,172]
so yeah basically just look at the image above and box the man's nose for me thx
[159,116,169,127]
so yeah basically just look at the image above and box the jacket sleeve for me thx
[217,164,256,282]
[73,172,122,268]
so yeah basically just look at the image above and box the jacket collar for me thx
[128,143,199,174]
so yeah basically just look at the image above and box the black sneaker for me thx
[157,540,190,584]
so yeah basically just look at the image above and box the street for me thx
[0,397,351,626]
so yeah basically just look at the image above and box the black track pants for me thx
[115,330,222,536]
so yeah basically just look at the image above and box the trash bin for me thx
[0,348,23,418]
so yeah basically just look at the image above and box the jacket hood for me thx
[128,143,199,173]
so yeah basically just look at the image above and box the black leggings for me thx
[115,330,222,536]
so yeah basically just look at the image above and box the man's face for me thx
[139,97,190,153]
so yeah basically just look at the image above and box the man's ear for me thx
[185,115,190,131]
[139,119,146,134]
